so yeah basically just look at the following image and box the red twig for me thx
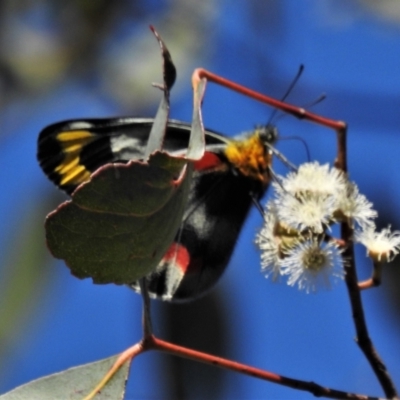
[191,68,397,398]
[358,279,376,290]
[358,262,383,290]
[192,68,346,130]
[139,334,373,400]
[86,334,377,399]
[192,68,348,172]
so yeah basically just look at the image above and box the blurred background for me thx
[0,1,399,399]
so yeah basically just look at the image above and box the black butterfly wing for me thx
[138,162,267,301]
[38,118,150,194]
[37,118,225,194]
[38,117,271,302]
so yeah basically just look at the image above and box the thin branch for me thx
[192,68,347,133]
[341,224,397,398]
[358,262,383,290]
[142,335,374,400]
[358,278,378,290]
[333,114,397,398]
[139,278,153,337]
[83,335,378,400]
[192,67,397,398]
[337,113,397,400]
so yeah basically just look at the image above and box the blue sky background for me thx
[0,1,399,399]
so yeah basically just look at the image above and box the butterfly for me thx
[37,117,276,301]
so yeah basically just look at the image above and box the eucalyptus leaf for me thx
[46,152,192,284]
[0,355,130,400]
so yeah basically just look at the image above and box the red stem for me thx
[192,68,346,132]
[140,334,371,399]
[192,68,397,398]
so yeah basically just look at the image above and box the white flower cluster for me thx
[256,162,400,293]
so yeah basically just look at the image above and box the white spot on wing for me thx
[68,122,92,129]
[110,135,146,161]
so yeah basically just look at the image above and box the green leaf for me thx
[0,355,131,400]
[44,28,206,286]
[145,26,177,157]
[45,152,192,284]
[187,75,207,160]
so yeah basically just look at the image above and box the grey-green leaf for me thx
[0,355,131,400]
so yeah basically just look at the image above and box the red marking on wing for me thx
[163,243,190,273]
[194,151,221,171]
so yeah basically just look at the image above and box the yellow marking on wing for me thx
[55,154,80,174]
[224,131,271,183]
[60,165,92,186]
[57,130,95,141]
[55,130,97,187]
[62,143,84,153]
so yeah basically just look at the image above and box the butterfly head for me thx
[256,123,278,146]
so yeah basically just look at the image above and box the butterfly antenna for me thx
[303,92,326,109]
[267,64,304,125]
[272,92,326,128]
[281,64,304,102]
